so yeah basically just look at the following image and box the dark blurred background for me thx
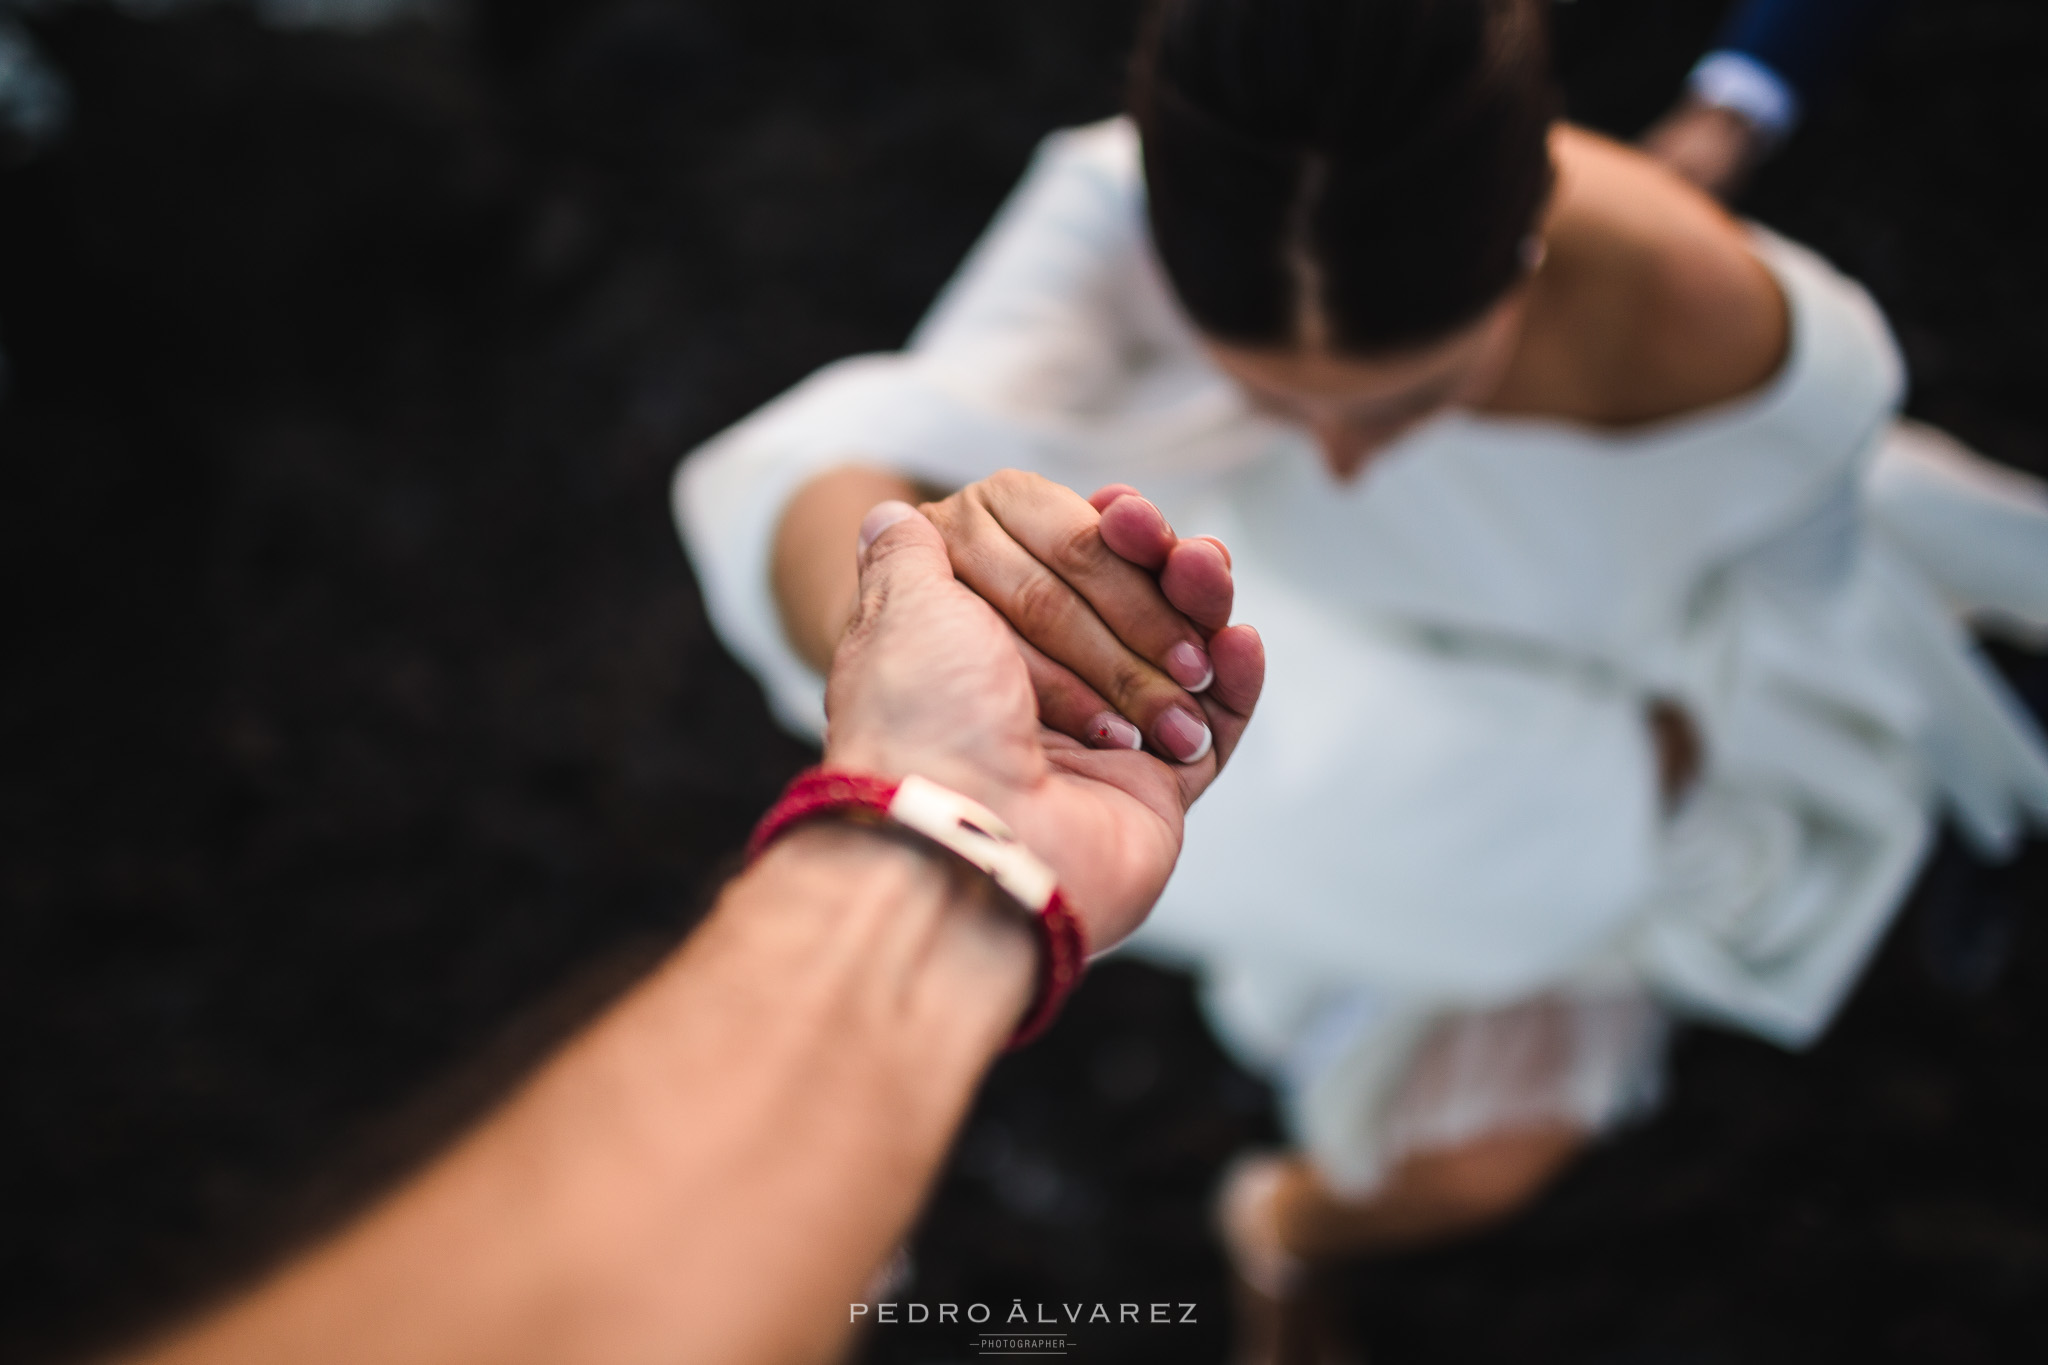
[0,1,2043,1361]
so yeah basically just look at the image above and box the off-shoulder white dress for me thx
[675,118,2048,1191]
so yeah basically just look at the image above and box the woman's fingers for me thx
[977,475,1213,686]
[1202,623,1263,729]
[926,473,1247,768]
[1009,632,1144,752]
[1094,490,1175,570]
[1095,492,1233,630]
[1173,623,1265,804]
[1159,537,1234,633]
[925,476,1215,763]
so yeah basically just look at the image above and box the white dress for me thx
[674,118,2048,1192]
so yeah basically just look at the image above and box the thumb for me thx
[855,499,951,589]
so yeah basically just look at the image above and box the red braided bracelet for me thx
[746,767,1086,1047]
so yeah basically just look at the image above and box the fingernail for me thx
[1156,707,1213,764]
[1085,711,1143,751]
[857,501,917,556]
[1166,641,1215,693]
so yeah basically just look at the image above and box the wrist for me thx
[752,818,1036,1048]
[819,737,1027,822]
[749,767,1086,1044]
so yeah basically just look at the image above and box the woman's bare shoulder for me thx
[1549,129,1791,427]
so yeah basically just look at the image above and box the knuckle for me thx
[1049,514,1109,575]
[1105,655,1159,708]
[929,501,993,569]
[1008,570,1074,636]
[918,496,959,537]
[982,468,1033,501]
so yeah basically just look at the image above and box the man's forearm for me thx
[135,823,1035,1365]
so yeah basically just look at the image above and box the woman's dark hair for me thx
[1132,0,1558,354]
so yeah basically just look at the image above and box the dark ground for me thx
[1,1,2044,1361]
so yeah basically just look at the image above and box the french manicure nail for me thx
[1085,712,1144,751]
[1156,707,1213,764]
[1166,641,1215,693]
[857,500,917,556]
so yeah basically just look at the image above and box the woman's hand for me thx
[824,499,1262,950]
[920,470,1239,765]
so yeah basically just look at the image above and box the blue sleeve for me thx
[1714,0,1902,103]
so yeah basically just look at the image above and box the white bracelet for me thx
[885,775,1059,915]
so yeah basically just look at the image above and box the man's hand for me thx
[1641,99,1769,199]
[119,477,1256,1365]
[823,494,1262,950]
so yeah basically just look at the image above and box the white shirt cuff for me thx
[1687,50,1801,141]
